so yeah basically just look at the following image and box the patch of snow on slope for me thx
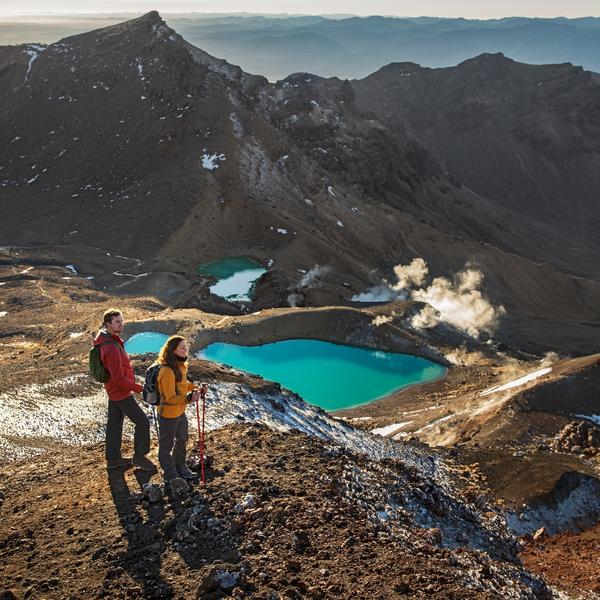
[371,422,413,437]
[480,368,552,397]
[0,374,437,476]
[202,152,226,170]
[575,414,600,426]
[23,44,46,81]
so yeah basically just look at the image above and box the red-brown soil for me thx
[521,523,600,596]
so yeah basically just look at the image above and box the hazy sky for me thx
[0,0,598,18]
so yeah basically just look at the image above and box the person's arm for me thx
[157,367,187,406]
[101,342,142,393]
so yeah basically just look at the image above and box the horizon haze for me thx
[0,0,599,18]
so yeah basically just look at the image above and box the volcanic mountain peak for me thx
[94,9,172,40]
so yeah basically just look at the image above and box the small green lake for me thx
[125,332,169,355]
[197,339,446,411]
[197,256,267,302]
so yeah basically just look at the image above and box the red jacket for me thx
[93,331,143,401]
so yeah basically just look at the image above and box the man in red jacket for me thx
[94,308,156,471]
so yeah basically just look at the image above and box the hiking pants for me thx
[158,413,189,481]
[105,395,150,461]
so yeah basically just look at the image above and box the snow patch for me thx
[23,44,46,81]
[480,368,552,397]
[574,414,600,426]
[372,422,414,437]
[202,152,226,171]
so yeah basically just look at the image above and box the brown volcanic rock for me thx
[522,521,600,596]
[0,424,553,600]
[553,420,600,457]
[352,53,600,280]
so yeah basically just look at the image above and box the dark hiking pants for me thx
[158,413,189,481]
[105,395,150,461]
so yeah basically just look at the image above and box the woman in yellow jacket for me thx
[156,335,199,481]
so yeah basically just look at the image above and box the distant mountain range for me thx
[1,12,600,355]
[2,13,600,80]
[168,14,600,80]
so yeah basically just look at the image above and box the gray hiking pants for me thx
[105,395,150,461]
[158,413,189,481]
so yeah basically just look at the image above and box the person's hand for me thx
[190,389,201,403]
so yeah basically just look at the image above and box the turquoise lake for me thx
[197,339,446,411]
[197,257,267,302]
[125,332,169,355]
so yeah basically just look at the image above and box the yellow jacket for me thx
[157,362,196,419]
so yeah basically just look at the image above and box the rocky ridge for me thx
[1,424,557,599]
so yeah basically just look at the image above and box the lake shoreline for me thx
[199,339,447,412]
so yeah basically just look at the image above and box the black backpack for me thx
[142,364,162,406]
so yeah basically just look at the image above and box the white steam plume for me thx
[353,259,505,338]
[288,265,331,307]
[539,352,560,367]
[352,285,397,303]
[287,292,303,308]
[353,259,427,302]
[299,265,330,288]
[371,314,394,327]
[391,258,428,292]
[411,268,505,337]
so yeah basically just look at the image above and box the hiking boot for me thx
[132,455,157,472]
[177,464,197,480]
[169,477,189,497]
[106,457,132,470]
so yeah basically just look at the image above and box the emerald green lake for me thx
[125,332,169,355]
[197,257,267,302]
[197,339,446,411]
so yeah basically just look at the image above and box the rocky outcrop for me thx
[553,420,600,457]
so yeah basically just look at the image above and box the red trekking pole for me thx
[195,383,208,486]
